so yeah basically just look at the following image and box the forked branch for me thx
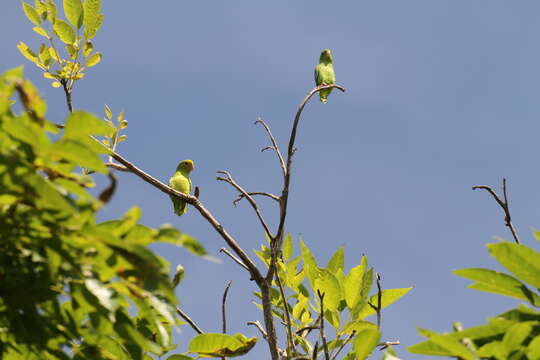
[472,178,520,244]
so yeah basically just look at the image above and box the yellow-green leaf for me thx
[83,41,93,57]
[46,0,57,23]
[33,26,49,38]
[64,110,112,138]
[314,269,342,311]
[51,81,61,88]
[104,104,112,120]
[17,42,39,65]
[35,0,48,19]
[189,333,257,358]
[22,2,41,26]
[283,233,293,261]
[49,47,60,61]
[86,52,102,67]
[63,0,83,28]
[355,287,413,319]
[53,19,76,44]
[353,329,381,360]
[51,139,107,173]
[83,0,102,39]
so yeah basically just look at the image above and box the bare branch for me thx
[217,170,274,239]
[233,192,280,206]
[247,320,268,341]
[472,178,520,244]
[222,281,232,334]
[317,290,330,360]
[176,307,203,335]
[378,341,400,351]
[331,331,356,360]
[105,162,129,171]
[368,272,382,330]
[219,248,250,272]
[276,271,294,357]
[108,150,264,285]
[255,117,286,177]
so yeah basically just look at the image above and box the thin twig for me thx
[233,192,280,206]
[312,341,319,360]
[255,117,287,177]
[105,162,129,171]
[107,150,264,285]
[219,248,250,272]
[247,320,268,341]
[275,270,294,357]
[368,272,382,330]
[317,290,330,360]
[378,341,400,351]
[217,170,274,239]
[222,281,232,334]
[176,307,203,335]
[60,79,73,113]
[331,331,356,360]
[472,178,520,244]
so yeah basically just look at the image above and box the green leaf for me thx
[300,238,319,288]
[188,333,257,358]
[355,287,412,319]
[353,329,381,360]
[502,322,533,352]
[85,279,117,311]
[342,320,376,335]
[283,233,293,261]
[408,340,456,357]
[326,245,344,273]
[53,19,76,44]
[166,356,194,360]
[104,104,113,120]
[63,0,83,28]
[86,52,102,67]
[488,242,540,289]
[454,267,540,306]
[418,328,477,360]
[33,26,49,38]
[46,0,57,23]
[51,139,107,173]
[83,41,93,57]
[64,110,112,138]
[22,2,41,25]
[344,257,367,310]
[314,269,342,311]
[528,335,540,360]
[17,42,39,65]
[83,0,102,39]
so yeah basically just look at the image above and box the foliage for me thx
[19,0,103,91]
[409,238,540,360]
[0,66,212,359]
[255,235,411,359]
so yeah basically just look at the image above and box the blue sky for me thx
[3,1,540,358]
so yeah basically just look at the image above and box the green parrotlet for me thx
[314,49,336,104]
[169,159,194,216]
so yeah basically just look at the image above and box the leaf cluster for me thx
[0,68,206,359]
[255,235,411,359]
[410,239,540,360]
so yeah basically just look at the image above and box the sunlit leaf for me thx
[22,2,41,26]
[63,0,83,28]
[86,52,102,67]
[53,19,76,44]
[353,329,381,360]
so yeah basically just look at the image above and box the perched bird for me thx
[171,264,185,289]
[314,49,336,104]
[169,159,194,216]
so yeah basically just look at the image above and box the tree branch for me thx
[176,307,203,335]
[255,117,286,177]
[331,331,356,360]
[108,150,264,285]
[378,340,400,351]
[368,272,382,330]
[217,170,274,239]
[275,270,294,357]
[219,248,250,272]
[233,192,280,206]
[472,178,520,244]
[317,290,330,360]
[247,320,268,341]
[222,281,232,334]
